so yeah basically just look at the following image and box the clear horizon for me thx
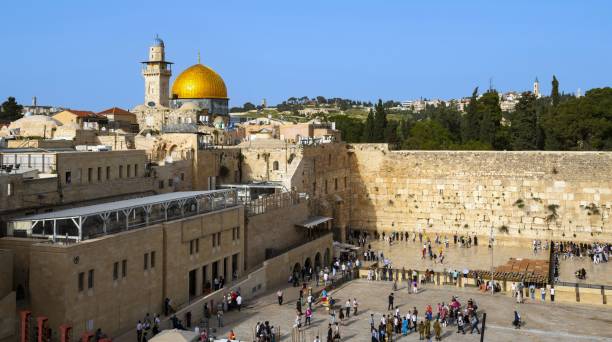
[1,0,611,111]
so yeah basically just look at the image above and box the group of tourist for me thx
[368,294,482,341]
[555,240,610,264]
[135,313,161,341]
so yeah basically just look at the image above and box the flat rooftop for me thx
[10,189,238,242]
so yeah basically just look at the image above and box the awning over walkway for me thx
[296,216,333,229]
[150,329,198,342]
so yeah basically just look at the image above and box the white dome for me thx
[9,115,62,137]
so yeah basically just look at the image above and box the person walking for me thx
[550,286,555,302]
[388,292,394,310]
[353,298,358,316]
[305,307,313,326]
[345,299,351,318]
[217,309,223,327]
[540,287,546,302]
[277,289,283,305]
[236,294,242,311]
[136,321,143,342]
[418,321,425,340]
[469,314,480,334]
[433,319,442,341]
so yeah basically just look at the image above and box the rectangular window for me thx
[212,234,216,248]
[65,171,72,184]
[190,240,194,254]
[144,253,149,270]
[217,232,221,247]
[97,167,102,181]
[236,227,240,239]
[134,164,138,177]
[334,178,338,190]
[344,177,347,188]
[196,239,199,253]
[159,180,164,189]
[168,178,174,187]
[150,251,155,268]
[119,165,123,178]
[122,259,127,278]
[127,164,131,178]
[87,168,92,183]
[113,262,118,280]
[181,173,185,181]
[106,166,110,180]
[325,180,328,194]
[87,269,94,289]
[78,272,84,292]
[232,228,236,240]
[313,182,316,195]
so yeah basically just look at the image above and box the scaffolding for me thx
[9,189,238,243]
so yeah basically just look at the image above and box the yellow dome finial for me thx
[197,50,201,64]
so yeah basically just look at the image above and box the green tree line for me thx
[330,77,612,151]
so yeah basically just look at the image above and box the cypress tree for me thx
[373,99,387,142]
[361,109,375,142]
[551,75,560,108]
[461,87,480,142]
[510,92,538,150]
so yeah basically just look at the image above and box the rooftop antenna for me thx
[489,77,494,91]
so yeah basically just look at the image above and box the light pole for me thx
[490,224,494,295]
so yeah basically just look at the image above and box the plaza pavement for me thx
[209,280,612,342]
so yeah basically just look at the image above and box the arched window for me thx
[272,160,279,171]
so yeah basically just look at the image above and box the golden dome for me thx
[171,63,228,99]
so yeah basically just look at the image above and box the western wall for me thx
[348,144,612,244]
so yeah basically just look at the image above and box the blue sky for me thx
[1,0,611,110]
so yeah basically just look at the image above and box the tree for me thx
[0,97,23,121]
[478,90,502,146]
[361,109,375,142]
[461,87,480,142]
[551,75,560,108]
[329,115,363,143]
[403,120,453,150]
[373,99,387,142]
[542,87,612,150]
[243,102,256,111]
[316,96,327,104]
[510,92,539,150]
[384,120,399,146]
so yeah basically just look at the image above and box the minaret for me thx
[142,35,172,107]
[533,77,540,98]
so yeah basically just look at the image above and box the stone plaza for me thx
[192,280,612,342]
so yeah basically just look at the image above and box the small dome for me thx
[9,115,62,137]
[172,63,228,99]
[153,35,164,47]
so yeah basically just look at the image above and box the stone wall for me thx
[245,201,309,270]
[349,144,612,243]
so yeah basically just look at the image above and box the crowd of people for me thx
[367,293,483,341]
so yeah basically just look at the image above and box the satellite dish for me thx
[147,101,156,107]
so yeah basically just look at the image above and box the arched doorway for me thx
[324,248,330,267]
[314,252,322,270]
[291,263,301,286]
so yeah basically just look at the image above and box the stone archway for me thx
[314,252,322,270]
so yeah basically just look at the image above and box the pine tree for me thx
[0,97,23,122]
[373,99,387,142]
[510,92,538,150]
[361,109,375,142]
[551,75,560,108]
